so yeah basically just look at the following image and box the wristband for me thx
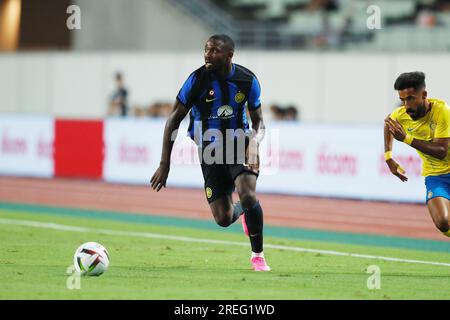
[384,151,393,161]
[403,134,414,145]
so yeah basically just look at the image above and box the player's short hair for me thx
[208,34,235,52]
[394,72,426,91]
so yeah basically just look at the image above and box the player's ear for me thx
[422,90,427,99]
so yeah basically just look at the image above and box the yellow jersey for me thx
[389,98,450,177]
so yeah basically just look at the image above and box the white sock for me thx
[251,251,264,259]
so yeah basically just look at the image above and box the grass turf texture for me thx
[1,207,450,299]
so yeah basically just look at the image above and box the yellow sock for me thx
[442,230,450,237]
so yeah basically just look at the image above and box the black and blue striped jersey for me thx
[176,63,261,143]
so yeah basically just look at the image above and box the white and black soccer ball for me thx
[73,242,110,276]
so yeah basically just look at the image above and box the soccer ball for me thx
[73,242,110,276]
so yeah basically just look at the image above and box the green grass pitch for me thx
[1,206,450,300]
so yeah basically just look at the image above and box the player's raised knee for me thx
[213,211,233,227]
[239,191,257,209]
[215,217,232,227]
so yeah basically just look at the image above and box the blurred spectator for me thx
[270,104,286,120]
[387,0,443,27]
[107,72,128,117]
[130,104,147,117]
[148,102,172,118]
[270,104,299,121]
[128,101,173,118]
[285,106,299,121]
[428,0,450,11]
[306,0,339,12]
[436,0,450,11]
[416,9,437,27]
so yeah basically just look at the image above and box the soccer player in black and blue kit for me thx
[151,34,270,271]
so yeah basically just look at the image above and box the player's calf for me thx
[427,197,450,236]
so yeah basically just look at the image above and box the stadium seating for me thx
[178,0,450,50]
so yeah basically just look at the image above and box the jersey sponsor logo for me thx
[217,105,233,119]
[206,187,213,199]
[235,92,245,103]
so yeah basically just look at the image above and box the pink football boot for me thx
[251,256,271,271]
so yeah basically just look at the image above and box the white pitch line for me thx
[1,217,450,268]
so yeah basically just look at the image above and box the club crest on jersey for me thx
[206,187,213,199]
[428,190,433,199]
[235,92,245,103]
[429,121,436,131]
[209,90,214,96]
[217,105,233,119]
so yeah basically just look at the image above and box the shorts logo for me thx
[428,190,433,199]
[206,187,213,199]
[217,105,233,119]
[235,92,245,103]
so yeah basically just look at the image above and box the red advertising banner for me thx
[54,119,103,179]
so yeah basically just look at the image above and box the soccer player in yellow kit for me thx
[384,72,450,237]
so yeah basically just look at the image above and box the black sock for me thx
[243,200,263,253]
[231,202,244,224]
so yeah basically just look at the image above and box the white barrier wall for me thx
[0,116,426,202]
[103,118,203,188]
[103,118,425,203]
[1,52,450,124]
[0,116,54,177]
[255,122,423,202]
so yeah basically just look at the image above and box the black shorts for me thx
[201,163,259,203]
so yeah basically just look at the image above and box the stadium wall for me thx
[71,0,214,51]
[1,52,450,124]
[0,116,424,203]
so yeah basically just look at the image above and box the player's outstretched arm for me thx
[150,100,189,191]
[385,117,448,160]
[384,117,408,182]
